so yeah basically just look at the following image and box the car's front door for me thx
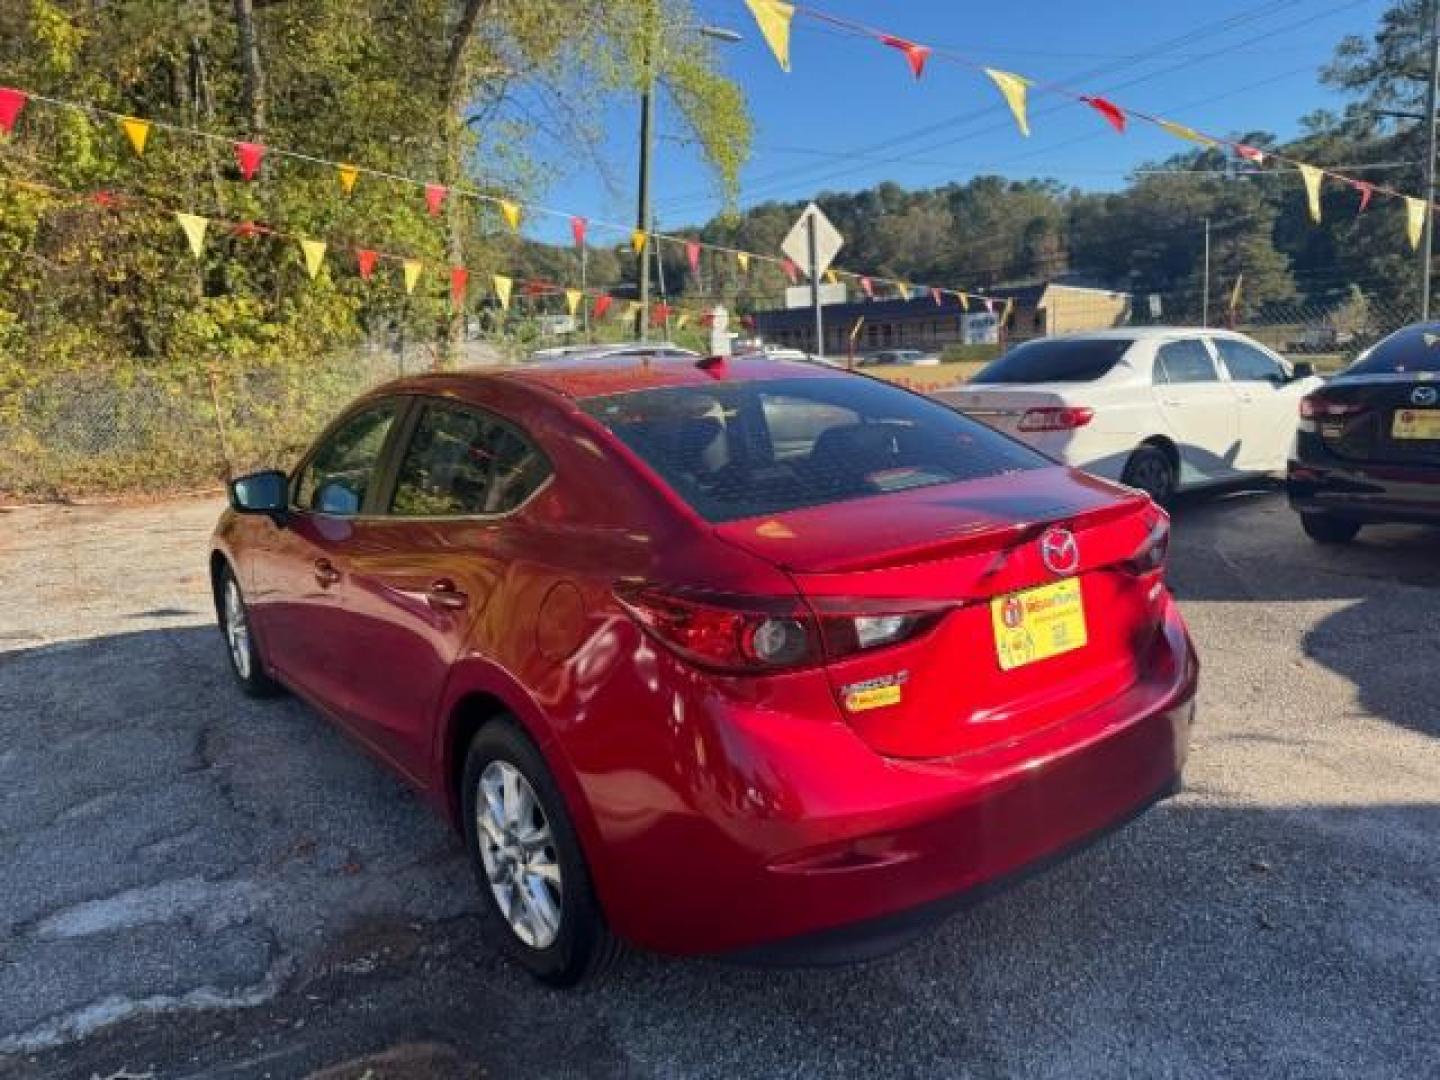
[1151,337,1240,484]
[1212,337,1300,472]
[336,398,553,781]
[250,399,405,713]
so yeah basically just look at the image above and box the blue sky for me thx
[528,0,1389,245]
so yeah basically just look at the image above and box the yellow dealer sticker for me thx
[991,578,1088,671]
[842,673,907,712]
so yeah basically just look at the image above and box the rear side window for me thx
[1349,325,1440,374]
[294,402,399,515]
[972,338,1131,384]
[389,402,550,516]
[582,376,1046,523]
[1154,340,1219,384]
[1215,338,1285,382]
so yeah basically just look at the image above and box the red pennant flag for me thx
[931,287,943,306]
[234,141,265,181]
[700,310,716,328]
[880,36,931,80]
[449,266,469,307]
[425,183,448,216]
[356,249,378,280]
[686,239,701,275]
[1235,144,1266,165]
[90,190,119,209]
[0,87,28,134]
[523,278,549,297]
[231,220,262,239]
[593,294,614,320]
[651,302,671,327]
[860,276,874,299]
[571,216,588,248]
[1352,180,1374,213]
[1080,96,1126,134]
[782,257,799,285]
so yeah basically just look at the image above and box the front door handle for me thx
[426,578,469,612]
[314,558,341,587]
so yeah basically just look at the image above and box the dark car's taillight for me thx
[615,585,947,675]
[1299,393,1366,432]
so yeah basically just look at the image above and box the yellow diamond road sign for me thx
[781,202,844,280]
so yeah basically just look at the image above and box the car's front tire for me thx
[1299,512,1362,545]
[217,565,284,698]
[461,719,621,986]
[1122,444,1178,506]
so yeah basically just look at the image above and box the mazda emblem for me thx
[1411,385,1439,406]
[1040,527,1080,576]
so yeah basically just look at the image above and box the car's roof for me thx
[1032,327,1258,343]
[372,353,839,403]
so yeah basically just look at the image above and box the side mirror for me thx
[229,469,289,522]
[1290,361,1316,380]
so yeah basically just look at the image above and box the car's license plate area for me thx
[1392,408,1440,440]
[991,578,1088,671]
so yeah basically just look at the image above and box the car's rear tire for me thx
[1122,444,1178,506]
[461,719,622,987]
[1299,512,1362,545]
[217,565,284,698]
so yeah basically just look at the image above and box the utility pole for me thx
[1201,217,1211,328]
[635,0,657,342]
[808,214,824,359]
[1423,0,1440,319]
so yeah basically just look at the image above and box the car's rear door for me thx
[1212,336,1301,472]
[252,398,407,711]
[1151,337,1240,483]
[330,397,553,781]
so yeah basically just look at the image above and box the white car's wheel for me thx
[1122,445,1178,506]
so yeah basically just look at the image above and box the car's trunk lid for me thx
[1312,375,1440,466]
[714,468,1166,759]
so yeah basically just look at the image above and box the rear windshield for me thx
[972,338,1132,384]
[1348,325,1440,375]
[582,376,1046,523]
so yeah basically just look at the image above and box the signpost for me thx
[781,202,843,359]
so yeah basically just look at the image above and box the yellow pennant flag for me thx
[1002,298,1015,325]
[1158,120,1217,147]
[1407,197,1428,250]
[1229,274,1244,313]
[493,274,513,311]
[300,239,327,279]
[631,228,647,253]
[744,0,794,73]
[337,164,359,195]
[985,69,1031,137]
[676,310,691,330]
[895,281,910,299]
[120,117,150,156]
[402,259,423,295]
[736,251,750,272]
[499,199,522,232]
[175,212,207,258]
[625,300,641,323]
[957,292,970,311]
[1298,164,1324,224]
[565,289,582,316]
[824,268,839,285]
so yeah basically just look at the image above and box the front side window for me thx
[390,402,550,517]
[1154,339,1219,384]
[294,402,399,515]
[1215,338,1284,382]
[582,375,1046,523]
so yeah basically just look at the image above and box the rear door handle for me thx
[426,578,469,612]
[313,558,341,587]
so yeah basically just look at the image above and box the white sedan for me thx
[935,329,1324,503]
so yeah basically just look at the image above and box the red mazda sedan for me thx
[211,353,1197,984]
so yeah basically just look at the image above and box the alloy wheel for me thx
[224,578,252,680]
[476,760,564,949]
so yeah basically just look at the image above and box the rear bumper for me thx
[1287,445,1440,525]
[593,597,1197,958]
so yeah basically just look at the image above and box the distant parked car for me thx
[1288,322,1440,543]
[862,348,940,367]
[937,329,1323,504]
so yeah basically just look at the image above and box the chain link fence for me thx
[1,290,1425,501]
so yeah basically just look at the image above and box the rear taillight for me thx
[1123,514,1170,577]
[1299,394,1365,431]
[616,585,946,674]
[1018,406,1095,432]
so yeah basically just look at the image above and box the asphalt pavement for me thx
[0,487,1436,1079]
